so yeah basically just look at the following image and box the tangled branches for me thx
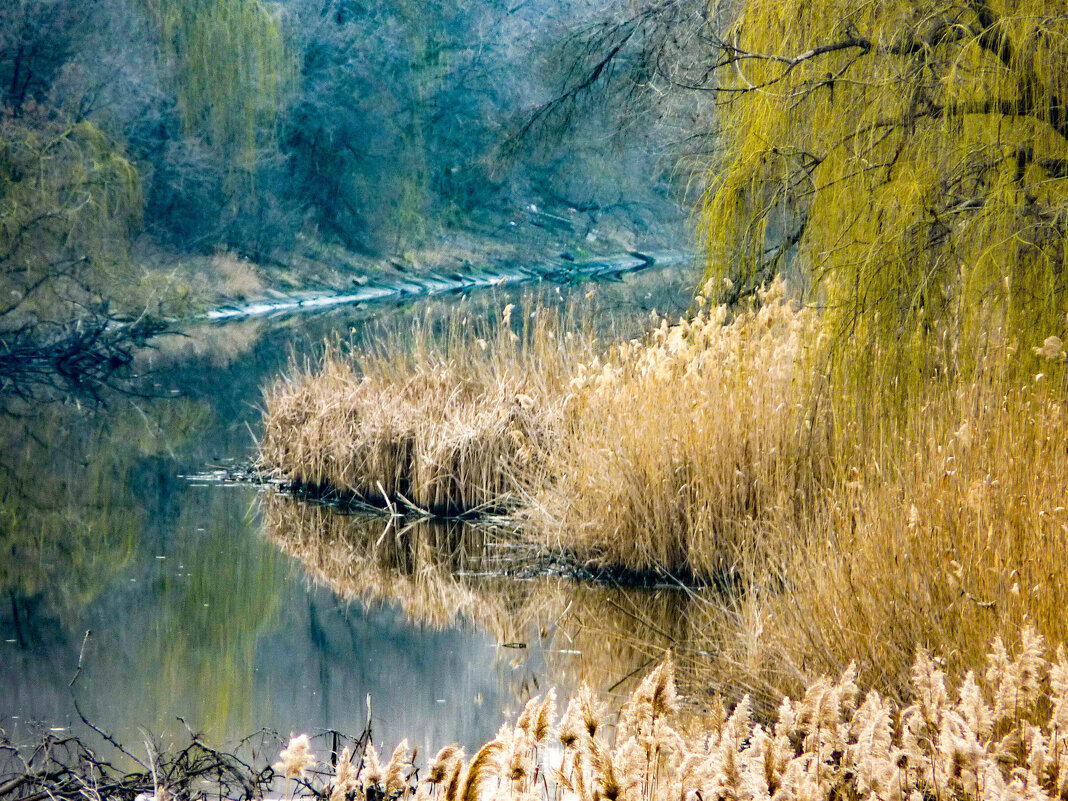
[0,313,168,407]
[0,727,370,801]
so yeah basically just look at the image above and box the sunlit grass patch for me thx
[258,282,1068,709]
[532,281,829,577]
[722,345,1068,708]
[276,631,1068,801]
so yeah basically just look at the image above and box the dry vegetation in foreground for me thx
[274,636,1068,801]
[259,284,1068,706]
[725,347,1068,708]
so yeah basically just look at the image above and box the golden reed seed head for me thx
[274,734,315,780]
[385,740,410,793]
[428,745,462,785]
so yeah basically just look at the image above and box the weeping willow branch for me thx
[702,0,1068,378]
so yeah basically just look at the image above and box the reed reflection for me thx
[259,492,719,707]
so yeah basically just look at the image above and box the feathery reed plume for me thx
[587,738,623,801]
[274,734,315,780]
[501,725,533,787]
[443,749,466,801]
[559,696,584,751]
[459,739,503,801]
[385,740,410,794]
[517,697,540,739]
[577,683,606,741]
[533,689,557,748]
[648,653,678,719]
[988,628,1049,726]
[358,743,384,791]
[427,746,463,786]
[331,747,358,801]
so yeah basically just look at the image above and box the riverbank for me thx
[256,279,1068,711]
[142,201,684,323]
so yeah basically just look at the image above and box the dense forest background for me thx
[0,0,706,292]
[0,0,716,400]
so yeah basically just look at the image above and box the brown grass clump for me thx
[259,357,549,514]
[720,347,1068,709]
[258,304,581,515]
[212,249,264,299]
[281,633,1068,801]
[534,281,828,576]
[258,282,1068,710]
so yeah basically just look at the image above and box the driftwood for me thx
[0,313,167,405]
[2,632,371,801]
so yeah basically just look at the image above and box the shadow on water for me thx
[0,260,700,753]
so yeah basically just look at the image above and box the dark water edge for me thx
[0,260,700,755]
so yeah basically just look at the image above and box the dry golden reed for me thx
[259,282,827,576]
[259,282,1068,708]
[534,281,828,575]
[286,634,1068,801]
[708,340,1068,711]
[258,302,586,516]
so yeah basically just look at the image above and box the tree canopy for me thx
[703,0,1068,369]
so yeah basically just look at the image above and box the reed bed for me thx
[259,283,827,575]
[259,303,584,516]
[259,284,1068,707]
[716,344,1068,709]
[275,632,1068,801]
[533,281,829,576]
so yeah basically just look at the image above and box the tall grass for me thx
[258,302,588,515]
[259,284,1068,705]
[275,635,1068,801]
[722,340,1068,709]
[534,282,829,576]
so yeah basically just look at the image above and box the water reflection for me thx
[0,399,204,728]
[260,493,714,711]
[0,260,701,753]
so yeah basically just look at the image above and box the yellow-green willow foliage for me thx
[703,0,1068,378]
[0,114,142,316]
[143,0,293,183]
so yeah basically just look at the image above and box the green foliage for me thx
[142,0,294,192]
[703,0,1068,376]
[0,112,142,319]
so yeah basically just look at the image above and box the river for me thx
[0,259,700,756]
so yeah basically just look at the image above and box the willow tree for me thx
[0,114,142,320]
[142,0,293,215]
[703,0,1068,374]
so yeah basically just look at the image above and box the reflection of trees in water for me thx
[97,484,283,740]
[259,493,720,707]
[0,396,234,712]
[0,410,145,632]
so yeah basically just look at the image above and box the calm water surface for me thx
[0,263,699,754]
